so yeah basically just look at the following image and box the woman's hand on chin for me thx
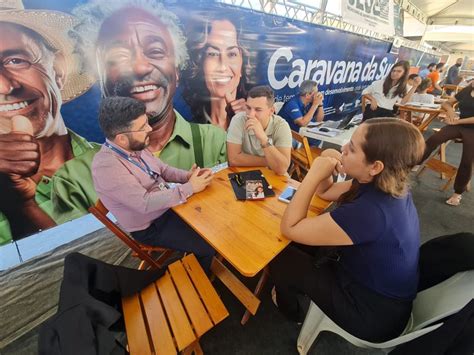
[309,157,343,180]
[321,148,342,161]
[319,149,344,175]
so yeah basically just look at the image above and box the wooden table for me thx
[397,104,443,132]
[434,96,448,105]
[173,167,330,324]
[441,84,462,97]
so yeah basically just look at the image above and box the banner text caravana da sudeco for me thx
[268,47,396,90]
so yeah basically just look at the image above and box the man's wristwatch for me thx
[261,138,273,148]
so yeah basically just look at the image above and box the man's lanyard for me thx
[104,142,157,179]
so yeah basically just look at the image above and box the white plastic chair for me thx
[297,271,474,354]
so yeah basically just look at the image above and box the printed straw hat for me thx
[0,0,95,102]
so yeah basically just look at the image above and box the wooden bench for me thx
[122,254,229,354]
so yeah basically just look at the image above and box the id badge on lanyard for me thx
[105,142,169,190]
[158,182,168,191]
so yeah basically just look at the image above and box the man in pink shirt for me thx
[92,97,215,270]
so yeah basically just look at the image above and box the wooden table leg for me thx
[210,257,260,316]
[240,267,270,325]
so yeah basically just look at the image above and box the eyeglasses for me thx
[117,128,149,135]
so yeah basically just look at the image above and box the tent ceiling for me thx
[404,0,474,53]
[409,0,474,25]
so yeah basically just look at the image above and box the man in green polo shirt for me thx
[73,1,227,171]
[0,5,99,245]
[227,86,292,175]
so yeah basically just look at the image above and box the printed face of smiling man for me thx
[0,23,65,137]
[97,8,178,126]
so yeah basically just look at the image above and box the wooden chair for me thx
[122,254,229,355]
[441,84,460,98]
[289,130,322,181]
[89,199,174,270]
[397,106,439,134]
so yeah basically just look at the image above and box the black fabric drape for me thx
[38,252,165,355]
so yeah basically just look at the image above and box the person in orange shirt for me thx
[427,63,445,95]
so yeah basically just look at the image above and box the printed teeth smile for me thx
[212,77,232,83]
[130,85,159,93]
[0,101,29,112]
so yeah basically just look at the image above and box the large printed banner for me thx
[0,0,438,255]
[342,0,395,36]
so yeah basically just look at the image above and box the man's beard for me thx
[128,136,149,151]
[456,63,462,67]
[104,74,171,126]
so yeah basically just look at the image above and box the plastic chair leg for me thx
[297,302,326,354]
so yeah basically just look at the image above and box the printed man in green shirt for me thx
[73,1,227,170]
[0,3,98,245]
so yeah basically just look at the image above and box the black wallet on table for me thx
[228,169,275,201]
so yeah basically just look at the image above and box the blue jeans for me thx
[131,210,215,271]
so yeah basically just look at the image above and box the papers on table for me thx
[306,127,342,137]
[350,113,363,125]
[404,102,440,110]
[307,121,324,128]
[211,162,229,173]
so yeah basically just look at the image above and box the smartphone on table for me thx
[278,186,297,204]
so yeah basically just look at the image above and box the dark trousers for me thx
[131,210,215,271]
[421,125,474,194]
[270,245,412,342]
[362,105,395,121]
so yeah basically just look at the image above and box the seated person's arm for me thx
[401,77,421,105]
[227,142,267,167]
[281,156,385,246]
[261,143,291,176]
[226,114,266,167]
[293,92,324,127]
[362,90,377,110]
[227,141,291,175]
[314,100,324,122]
[226,114,290,174]
[281,157,353,246]
[456,116,474,124]
[94,161,193,214]
[362,93,375,103]
[261,121,292,175]
[314,149,352,201]
[441,96,459,120]
[158,158,191,183]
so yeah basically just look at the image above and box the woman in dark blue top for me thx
[270,118,425,342]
